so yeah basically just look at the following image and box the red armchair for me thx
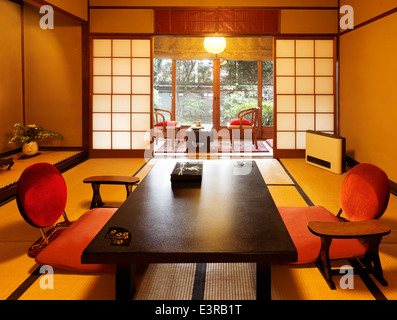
[278,163,391,289]
[226,107,260,149]
[153,108,181,151]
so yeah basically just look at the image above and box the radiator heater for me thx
[305,130,346,174]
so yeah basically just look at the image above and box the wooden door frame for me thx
[213,59,221,131]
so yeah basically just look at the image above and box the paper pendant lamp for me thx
[204,37,226,54]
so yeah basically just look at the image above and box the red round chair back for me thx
[340,163,390,221]
[16,162,67,228]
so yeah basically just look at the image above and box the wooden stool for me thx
[83,176,140,209]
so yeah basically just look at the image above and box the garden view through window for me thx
[154,59,273,128]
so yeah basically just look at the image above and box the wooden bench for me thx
[83,176,140,209]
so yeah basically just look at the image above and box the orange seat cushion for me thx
[154,121,179,127]
[229,118,253,126]
[35,208,117,273]
[278,206,367,264]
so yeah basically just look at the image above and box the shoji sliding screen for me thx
[91,38,152,157]
[274,38,335,157]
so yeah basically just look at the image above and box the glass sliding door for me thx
[262,61,274,127]
[220,60,258,126]
[153,59,172,113]
[175,60,213,126]
[152,58,274,139]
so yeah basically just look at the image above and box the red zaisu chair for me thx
[16,162,116,273]
[278,163,391,289]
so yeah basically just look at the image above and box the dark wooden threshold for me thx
[0,150,88,205]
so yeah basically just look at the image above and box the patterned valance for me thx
[154,36,273,61]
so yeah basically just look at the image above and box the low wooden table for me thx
[185,125,214,153]
[82,161,297,300]
[83,176,140,209]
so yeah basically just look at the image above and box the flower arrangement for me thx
[9,123,63,144]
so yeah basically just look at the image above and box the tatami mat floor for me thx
[1,155,396,301]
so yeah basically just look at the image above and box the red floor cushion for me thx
[35,208,117,273]
[278,206,367,264]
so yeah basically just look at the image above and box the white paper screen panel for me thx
[93,76,111,94]
[93,58,111,75]
[132,132,150,149]
[132,95,151,112]
[112,114,131,131]
[277,95,295,112]
[93,132,111,149]
[93,40,111,57]
[296,77,314,94]
[296,59,314,76]
[296,95,314,112]
[112,95,130,112]
[113,58,131,75]
[113,40,131,57]
[92,38,152,151]
[316,95,334,112]
[112,132,130,149]
[275,38,335,150]
[93,95,111,112]
[296,40,314,57]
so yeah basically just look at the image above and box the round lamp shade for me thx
[204,37,227,54]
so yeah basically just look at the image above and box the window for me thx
[262,61,274,126]
[176,60,213,125]
[220,60,258,126]
[153,59,172,113]
[153,58,274,130]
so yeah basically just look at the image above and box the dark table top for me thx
[82,160,297,265]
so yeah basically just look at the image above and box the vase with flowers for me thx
[9,123,63,156]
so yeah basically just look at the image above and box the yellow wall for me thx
[339,8,397,181]
[0,2,84,153]
[25,0,88,21]
[46,0,88,21]
[89,0,338,34]
[340,0,396,26]
[281,9,338,34]
[0,0,24,154]
[90,7,338,35]
[90,9,154,33]
[23,3,83,147]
